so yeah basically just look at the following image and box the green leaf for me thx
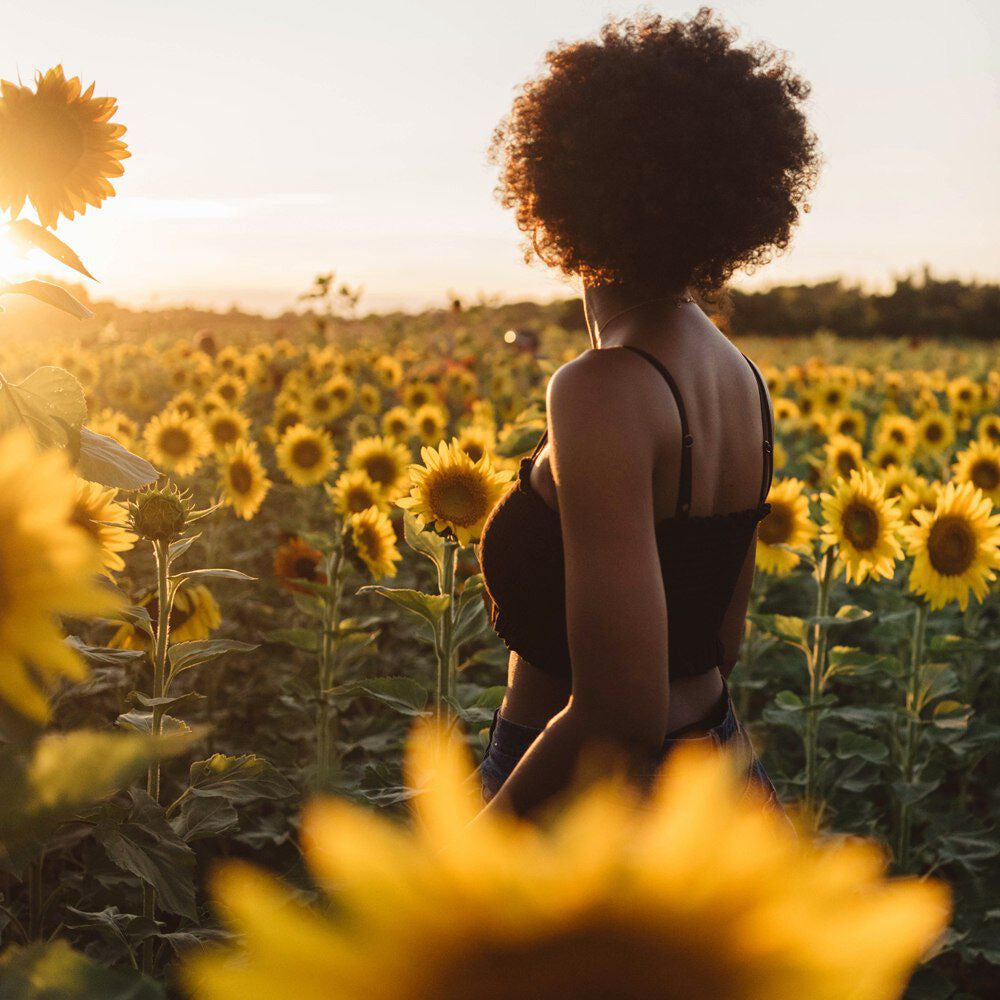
[932,700,973,730]
[0,365,87,451]
[452,574,487,649]
[63,905,160,954]
[403,510,445,571]
[64,636,146,667]
[166,639,258,683]
[328,676,430,716]
[807,604,875,627]
[78,427,159,489]
[748,613,808,647]
[358,585,450,638]
[774,689,804,710]
[263,627,319,651]
[172,567,256,583]
[115,711,191,736]
[7,218,96,280]
[115,604,155,639]
[835,731,889,763]
[127,690,204,714]
[0,940,165,999]
[496,422,545,458]
[170,795,240,843]
[2,278,93,318]
[185,753,295,805]
[826,646,893,678]
[95,788,198,920]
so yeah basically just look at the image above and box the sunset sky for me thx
[9,0,998,315]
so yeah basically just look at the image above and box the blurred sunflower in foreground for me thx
[0,431,120,722]
[183,717,949,1000]
[397,439,513,547]
[0,65,129,228]
[69,478,137,575]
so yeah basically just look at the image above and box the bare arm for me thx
[469,349,674,823]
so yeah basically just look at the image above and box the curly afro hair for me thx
[489,7,822,297]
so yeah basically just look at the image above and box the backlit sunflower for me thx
[0,431,119,722]
[205,406,251,454]
[273,537,327,594]
[756,478,817,576]
[950,439,1000,507]
[381,405,414,441]
[915,410,955,455]
[70,478,137,575]
[820,468,905,585]
[347,435,411,499]
[901,480,1000,611]
[326,469,388,517]
[109,583,221,650]
[87,407,138,449]
[397,438,513,547]
[823,433,864,482]
[414,403,449,445]
[219,440,271,520]
[0,65,129,228]
[182,717,949,1000]
[211,373,247,408]
[349,505,402,579]
[275,423,338,486]
[143,410,212,478]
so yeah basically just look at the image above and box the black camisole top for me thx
[477,344,774,682]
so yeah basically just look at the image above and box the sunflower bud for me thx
[127,483,193,541]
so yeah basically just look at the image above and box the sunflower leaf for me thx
[0,365,87,452]
[357,585,449,640]
[403,510,445,572]
[77,427,159,489]
[2,278,93,318]
[6,218,97,280]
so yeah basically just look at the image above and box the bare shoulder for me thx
[544,347,666,487]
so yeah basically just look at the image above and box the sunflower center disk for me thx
[842,501,880,551]
[428,473,487,527]
[758,504,792,546]
[229,462,253,494]
[928,516,976,577]
[291,440,322,468]
[8,102,85,181]
[971,459,999,492]
[159,427,193,457]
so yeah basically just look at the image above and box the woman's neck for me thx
[583,282,693,349]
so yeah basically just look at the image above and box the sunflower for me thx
[402,380,438,410]
[70,478,137,575]
[397,439,514,547]
[275,423,338,486]
[143,410,212,477]
[875,413,918,454]
[88,407,138,448]
[976,413,1000,446]
[0,431,119,722]
[772,397,799,424]
[951,439,1000,506]
[109,584,221,650]
[867,442,906,471]
[211,373,247,408]
[915,410,955,454]
[898,477,942,524]
[219,440,271,520]
[901,480,1000,611]
[823,433,864,481]
[455,423,496,465]
[273,537,328,594]
[347,435,412,499]
[381,405,414,441]
[828,408,867,440]
[755,478,817,576]
[0,66,129,228]
[349,505,402,580]
[373,354,403,388]
[820,468,905,585]
[182,718,949,1000]
[326,469,388,517]
[205,406,251,453]
[414,403,449,445]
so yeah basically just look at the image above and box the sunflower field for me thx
[1,65,999,1000]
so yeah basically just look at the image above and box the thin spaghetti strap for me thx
[619,344,693,517]
[740,352,774,505]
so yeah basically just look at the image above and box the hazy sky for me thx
[8,0,999,314]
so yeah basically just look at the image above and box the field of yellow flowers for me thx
[0,65,998,1000]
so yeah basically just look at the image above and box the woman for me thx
[473,8,821,822]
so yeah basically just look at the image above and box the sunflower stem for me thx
[435,539,459,723]
[141,537,171,976]
[896,599,928,870]
[804,550,835,825]
[317,534,347,785]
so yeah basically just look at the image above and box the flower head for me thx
[349,505,402,579]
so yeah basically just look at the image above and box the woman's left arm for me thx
[470,349,673,823]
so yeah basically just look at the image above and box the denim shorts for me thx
[476,680,790,824]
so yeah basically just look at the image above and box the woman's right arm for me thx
[718,526,759,681]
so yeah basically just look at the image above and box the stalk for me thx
[316,531,347,782]
[896,599,928,869]
[141,537,171,975]
[434,539,459,721]
[804,550,835,822]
